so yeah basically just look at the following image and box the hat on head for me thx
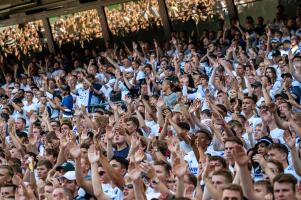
[56,162,75,172]
[281,72,292,79]
[255,136,273,148]
[251,81,262,88]
[271,38,280,43]
[283,39,291,44]
[62,171,76,181]
[271,49,281,57]
[274,92,289,100]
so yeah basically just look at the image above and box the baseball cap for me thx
[281,72,292,79]
[271,49,281,57]
[251,81,262,88]
[283,39,291,44]
[62,171,76,181]
[255,136,273,148]
[274,92,289,100]
[271,38,280,43]
[56,162,75,172]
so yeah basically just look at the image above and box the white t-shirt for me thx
[102,183,123,200]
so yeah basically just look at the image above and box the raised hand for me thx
[130,135,140,151]
[105,125,114,141]
[28,134,38,146]
[252,154,266,166]
[134,149,145,163]
[283,130,296,149]
[174,160,188,178]
[109,101,118,111]
[68,142,81,159]
[232,145,248,166]
[128,163,141,181]
[156,96,165,108]
[88,144,100,164]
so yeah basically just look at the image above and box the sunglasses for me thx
[123,184,134,190]
[98,171,105,176]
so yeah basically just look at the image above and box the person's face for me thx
[265,69,274,79]
[264,162,281,179]
[61,124,71,133]
[140,84,148,95]
[37,165,49,180]
[44,153,56,163]
[273,182,295,200]
[0,186,15,199]
[254,184,268,199]
[154,165,168,182]
[242,98,254,114]
[98,166,109,183]
[123,182,135,200]
[0,168,11,184]
[222,189,242,200]
[212,175,227,189]
[109,160,124,176]
[267,149,286,163]
[44,185,54,196]
[257,143,267,155]
[61,178,77,193]
[278,102,290,118]
[224,141,236,161]
[122,59,131,67]
[197,133,209,149]
[209,160,224,171]
[52,188,70,200]
[113,130,126,145]
[260,109,272,122]
[15,119,25,131]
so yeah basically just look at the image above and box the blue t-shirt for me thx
[61,95,73,116]
[113,146,130,158]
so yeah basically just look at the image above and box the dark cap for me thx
[165,66,175,71]
[274,92,289,100]
[271,38,280,43]
[56,162,75,172]
[255,136,273,148]
[283,39,291,44]
[271,49,281,57]
[281,73,292,79]
[251,81,262,88]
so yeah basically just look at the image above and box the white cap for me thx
[62,171,76,181]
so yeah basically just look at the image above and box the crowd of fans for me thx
[105,0,162,36]
[0,1,301,200]
[0,20,46,59]
[51,10,102,48]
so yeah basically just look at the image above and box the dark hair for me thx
[37,160,53,170]
[213,169,233,183]
[0,165,14,177]
[267,159,284,173]
[45,148,59,158]
[154,160,172,175]
[110,156,129,170]
[209,156,227,169]
[273,173,297,192]
[186,173,197,187]
[60,119,73,130]
[254,180,273,194]
[224,136,244,146]
[124,117,140,129]
[267,143,288,155]
[222,184,243,199]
